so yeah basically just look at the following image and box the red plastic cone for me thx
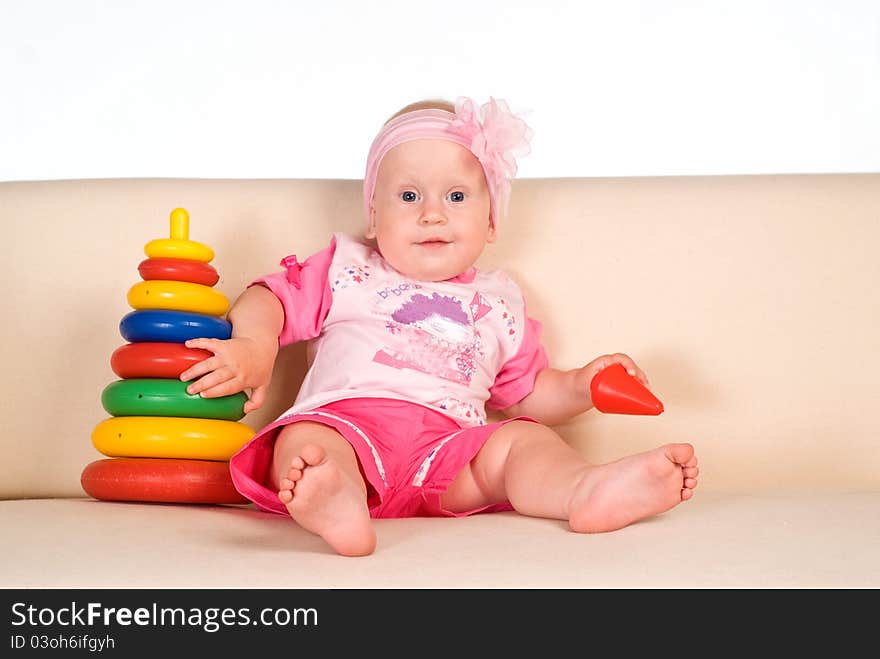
[590,363,664,415]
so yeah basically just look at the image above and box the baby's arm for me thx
[180,285,283,414]
[503,353,649,426]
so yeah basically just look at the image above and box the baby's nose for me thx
[419,200,447,224]
[419,212,446,224]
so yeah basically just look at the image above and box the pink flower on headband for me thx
[448,97,533,214]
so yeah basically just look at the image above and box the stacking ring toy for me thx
[144,208,214,262]
[92,416,254,460]
[120,309,232,343]
[81,458,249,504]
[127,280,229,316]
[138,257,220,286]
[111,342,213,379]
[101,379,247,420]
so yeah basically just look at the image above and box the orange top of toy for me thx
[590,363,664,415]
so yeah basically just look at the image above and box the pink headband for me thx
[363,97,533,228]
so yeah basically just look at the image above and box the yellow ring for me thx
[127,280,229,316]
[92,416,254,460]
[144,238,215,262]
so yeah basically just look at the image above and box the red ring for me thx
[137,257,220,286]
[81,458,249,504]
[110,342,214,379]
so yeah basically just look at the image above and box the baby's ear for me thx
[365,207,377,239]
[486,221,497,243]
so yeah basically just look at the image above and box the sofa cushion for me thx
[2,491,877,587]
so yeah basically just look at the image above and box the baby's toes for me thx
[300,443,327,467]
[684,477,698,489]
[286,466,304,482]
[683,465,699,479]
[279,476,296,492]
[278,489,293,504]
[290,456,306,471]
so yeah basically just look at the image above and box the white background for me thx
[2,0,878,182]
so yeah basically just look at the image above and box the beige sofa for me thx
[2,174,878,588]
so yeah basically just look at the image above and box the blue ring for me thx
[119,310,232,343]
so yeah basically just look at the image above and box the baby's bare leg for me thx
[442,421,699,532]
[272,422,375,556]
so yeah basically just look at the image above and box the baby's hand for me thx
[581,353,650,391]
[179,336,278,414]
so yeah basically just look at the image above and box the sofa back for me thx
[2,174,878,499]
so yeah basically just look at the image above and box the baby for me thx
[180,97,698,556]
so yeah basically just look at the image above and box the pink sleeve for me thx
[248,236,336,347]
[487,314,549,411]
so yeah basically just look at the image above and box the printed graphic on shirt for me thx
[375,281,423,298]
[496,297,518,343]
[331,263,372,292]
[373,289,486,385]
[470,292,492,322]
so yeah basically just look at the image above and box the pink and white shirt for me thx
[252,233,548,428]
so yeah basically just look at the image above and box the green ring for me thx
[101,379,247,421]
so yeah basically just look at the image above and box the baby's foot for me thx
[278,443,376,556]
[568,443,698,533]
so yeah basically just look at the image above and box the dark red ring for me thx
[81,458,249,504]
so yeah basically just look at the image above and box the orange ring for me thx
[138,258,220,286]
[110,342,213,379]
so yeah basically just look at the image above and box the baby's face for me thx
[368,139,494,282]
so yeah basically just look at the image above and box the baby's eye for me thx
[448,191,465,202]
[401,191,418,202]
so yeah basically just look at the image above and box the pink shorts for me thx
[229,397,535,518]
